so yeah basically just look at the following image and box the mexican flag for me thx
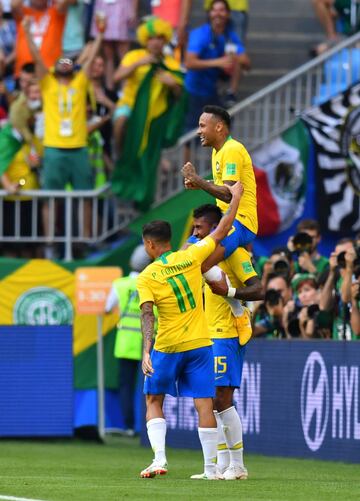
[111,63,187,211]
[252,121,309,236]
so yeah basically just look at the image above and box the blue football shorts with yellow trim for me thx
[143,345,215,398]
[187,219,256,259]
[221,219,256,258]
[213,337,245,388]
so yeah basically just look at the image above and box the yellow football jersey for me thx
[137,236,216,353]
[117,49,182,110]
[41,70,90,148]
[212,136,258,234]
[204,247,257,339]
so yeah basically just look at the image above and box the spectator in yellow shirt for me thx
[23,14,105,256]
[112,16,183,159]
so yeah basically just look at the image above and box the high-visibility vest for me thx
[113,276,142,361]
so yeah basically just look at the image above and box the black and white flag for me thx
[303,82,360,233]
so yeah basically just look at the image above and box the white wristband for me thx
[227,287,236,298]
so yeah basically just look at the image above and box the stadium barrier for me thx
[0,325,73,437]
[141,340,360,463]
[0,184,136,261]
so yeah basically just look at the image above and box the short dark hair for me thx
[142,220,171,242]
[20,63,35,74]
[336,237,354,246]
[297,219,321,235]
[270,246,292,262]
[208,0,231,13]
[202,105,231,129]
[266,272,291,288]
[193,204,222,225]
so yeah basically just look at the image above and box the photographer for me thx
[288,219,329,277]
[339,243,360,339]
[259,246,294,288]
[349,279,360,338]
[253,273,291,338]
[285,274,330,339]
[320,238,355,340]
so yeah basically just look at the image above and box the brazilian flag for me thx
[111,62,187,211]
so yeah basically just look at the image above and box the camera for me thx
[307,304,320,319]
[292,232,313,257]
[337,245,360,269]
[264,288,282,307]
[337,251,346,269]
[273,258,290,274]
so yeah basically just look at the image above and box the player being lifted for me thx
[181,104,257,270]
[137,182,243,480]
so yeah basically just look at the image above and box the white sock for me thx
[198,427,218,477]
[146,417,167,464]
[214,410,230,473]
[218,406,244,467]
[204,266,244,317]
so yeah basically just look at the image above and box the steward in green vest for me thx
[113,274,142,360]
[105,244,151,435]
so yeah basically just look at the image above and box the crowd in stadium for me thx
[251,219,360,340]
[0,0,359,343]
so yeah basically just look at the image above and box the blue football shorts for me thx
[187,219,256,259]
[143,345,215,398]
[212,337,245,388]
[221,219,256,258]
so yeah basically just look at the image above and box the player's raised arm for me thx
[182,162,233,203]
[140,301,155,377]
[209,182,243,245]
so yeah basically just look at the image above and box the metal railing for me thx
[155,31,360,204]
[0,184,136,261]
[2,32,360,259]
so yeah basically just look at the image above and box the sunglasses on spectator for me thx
[57,58,74,66]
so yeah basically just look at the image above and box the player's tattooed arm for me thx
[140,301,155,376]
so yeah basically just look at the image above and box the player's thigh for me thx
[178,346,215,398]
[220,220,256,259]
[143,349,179,397]
[213,337,245,388]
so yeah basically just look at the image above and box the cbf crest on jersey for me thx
[303,83,360,233]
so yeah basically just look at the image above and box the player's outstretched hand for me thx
[228,181,244,202]
[207,271,229,296]
[142,352,154,377]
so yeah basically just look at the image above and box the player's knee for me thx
[214,387,234,412]
[145,394,164,418]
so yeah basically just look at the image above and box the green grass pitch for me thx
[0,437,359,500]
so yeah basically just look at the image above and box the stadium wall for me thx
[141,340,360,463]
[0,325,73,436]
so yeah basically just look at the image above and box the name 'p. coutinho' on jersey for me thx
[212,136,258,234]
[137,235,216,353]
